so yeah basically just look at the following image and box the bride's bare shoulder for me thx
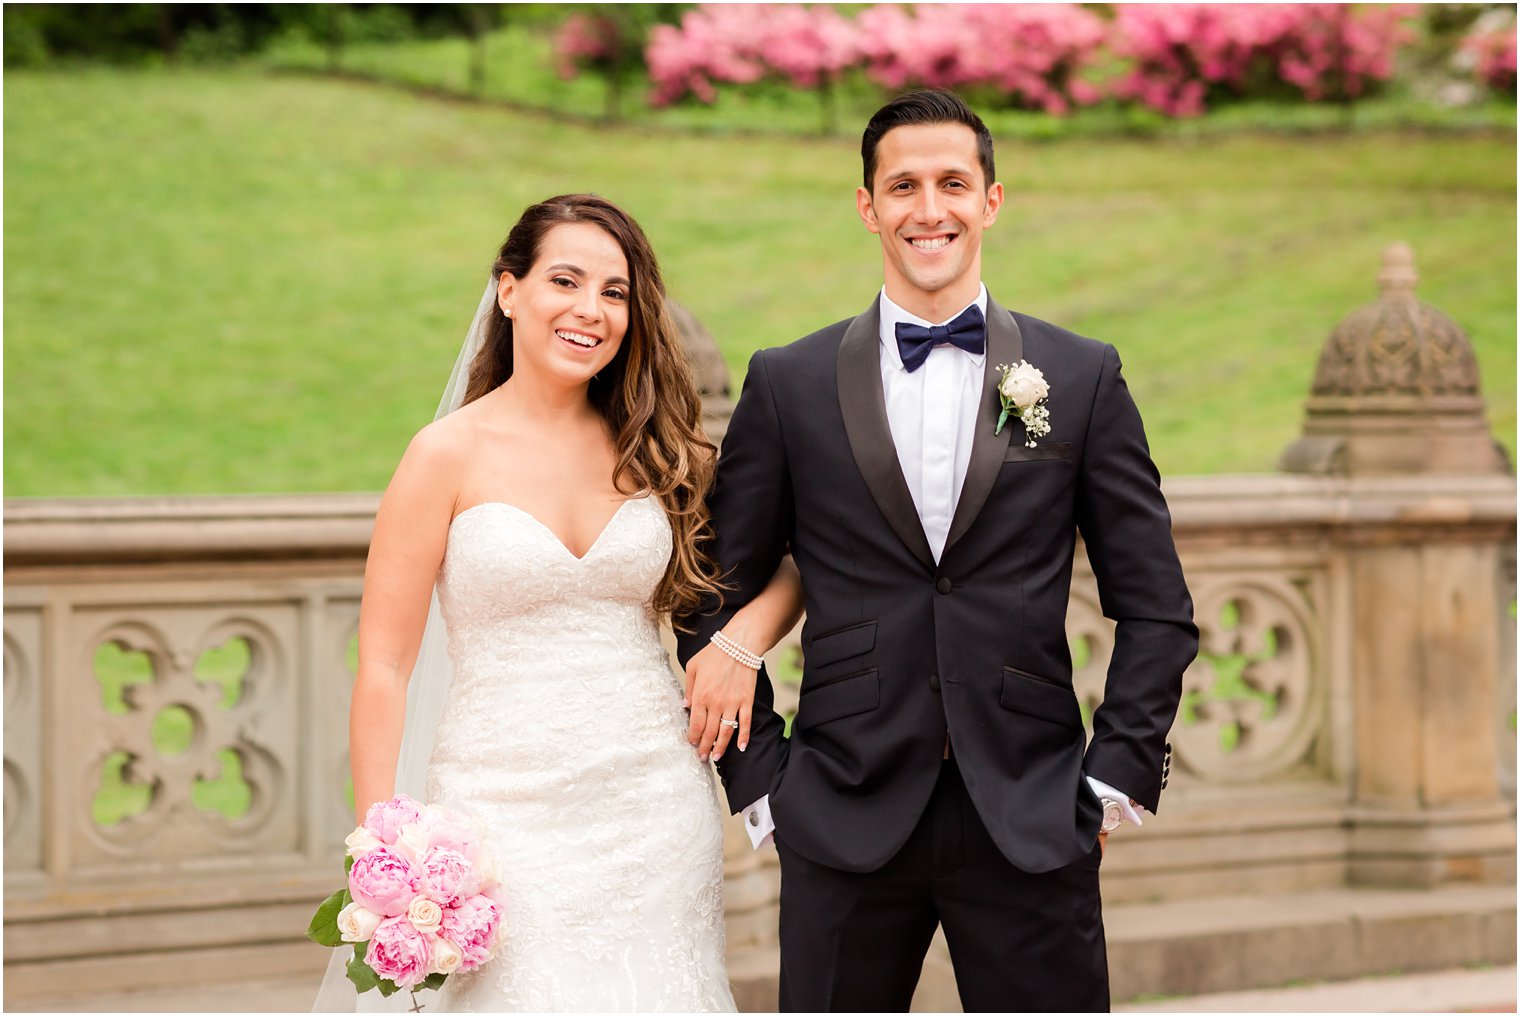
[388,409,479,498]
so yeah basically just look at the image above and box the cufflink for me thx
[747,811,760,827]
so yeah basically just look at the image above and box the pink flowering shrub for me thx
[1111,4,1415,117]
[553,14,621,81]
[647,4,858,106]
[1462,22,1517,94]
[856,4,1106,115]
[1272,5,1413,101]
[604,2,1427,120]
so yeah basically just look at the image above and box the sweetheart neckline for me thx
[450,496,649,562]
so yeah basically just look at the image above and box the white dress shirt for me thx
[878,286,988,562]
[737,287,1141,849]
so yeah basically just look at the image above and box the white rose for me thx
[344,826,382,858]
[999,362,1049,409]
[407,896,444,935]
[337,901,383,943]
[429,936,463,975]
[393,821,431,865]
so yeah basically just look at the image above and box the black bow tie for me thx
[894,304,986,373]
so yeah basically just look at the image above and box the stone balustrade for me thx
[3,472,1512,1003]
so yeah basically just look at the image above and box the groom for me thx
[678,89,1197,1012]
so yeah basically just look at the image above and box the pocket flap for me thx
[1004,441,1072,463]
[805,621,877,670]
[999,667,1082,729]
[798,668,880,728]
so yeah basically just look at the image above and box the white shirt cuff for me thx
[1086,775,1146,827]
[740,795,775,849]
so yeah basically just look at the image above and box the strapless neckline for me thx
[451,495,650,562]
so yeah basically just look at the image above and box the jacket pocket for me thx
[1003,441,1072,463]
[999,667,1082,730]
[797,668,880,728]
[805,620,877,670]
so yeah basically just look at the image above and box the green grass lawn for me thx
[5,65,1514,496]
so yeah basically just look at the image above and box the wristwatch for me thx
[1099,797,1124,834]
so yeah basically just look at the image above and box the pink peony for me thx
[363,794,424,844]
[417,847,479,908]
[347,845,419,918]
[438,893,502,970]
[365,915,432,989]
[425,814,480,862]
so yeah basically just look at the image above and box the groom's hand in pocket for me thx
[684,642,757,763]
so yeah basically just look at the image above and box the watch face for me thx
[1100,800,1123,833]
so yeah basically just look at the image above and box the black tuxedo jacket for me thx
[676,295,1197,875]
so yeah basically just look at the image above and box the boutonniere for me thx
[994,360,1052,447]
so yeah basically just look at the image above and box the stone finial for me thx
[668,299,735,448]
[1376,242,1418,300]
[1279,244,1507,476]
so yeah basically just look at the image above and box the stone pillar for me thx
[1282,244,1516,886]
[670,299,736,448]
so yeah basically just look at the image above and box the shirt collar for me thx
[878,283,989,371]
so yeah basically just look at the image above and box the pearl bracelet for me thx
[710,630,763,670]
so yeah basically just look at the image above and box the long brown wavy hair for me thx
[462,194,721,624]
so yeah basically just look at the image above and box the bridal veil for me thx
[312,278,498,1013]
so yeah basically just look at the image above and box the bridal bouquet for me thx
[307,795,505,1001]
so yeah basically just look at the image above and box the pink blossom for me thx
[438,893,502,971]
[857,4,1107,115]
[365,915,432,990]
[424,814,480,862]
[647,6,768,106]
[362,794,423,844]
[347,845,419,918]
[1463,23,1517,94]
[1110,4,1414,117]
[553,14,622,80]
[417,847,479,908]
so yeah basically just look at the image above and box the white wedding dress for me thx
[423,494,735,1012]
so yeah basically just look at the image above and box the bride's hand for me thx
[684,639,757,764]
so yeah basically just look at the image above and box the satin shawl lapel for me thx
[944,298,1024,554]
[837,298,936,571]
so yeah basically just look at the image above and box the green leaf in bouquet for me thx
[346,946,382,994]
[376,978,401,998]
[345,853,355,875]
[306,888,349,947]
[422,973,448,991]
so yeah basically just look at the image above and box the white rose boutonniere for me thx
[994,360,1052,447]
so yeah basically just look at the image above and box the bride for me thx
[327,194,800,1012]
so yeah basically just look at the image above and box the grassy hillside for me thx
[5,67,1514,496]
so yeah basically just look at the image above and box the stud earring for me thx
[503,307,512,318]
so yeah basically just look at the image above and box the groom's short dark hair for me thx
[861,89,995,193]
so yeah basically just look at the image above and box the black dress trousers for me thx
[775,758,1109,1013]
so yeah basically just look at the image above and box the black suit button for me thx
[929,674,940,692]
[936,577,953,594]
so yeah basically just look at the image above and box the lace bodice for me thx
[437,497,674,697]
